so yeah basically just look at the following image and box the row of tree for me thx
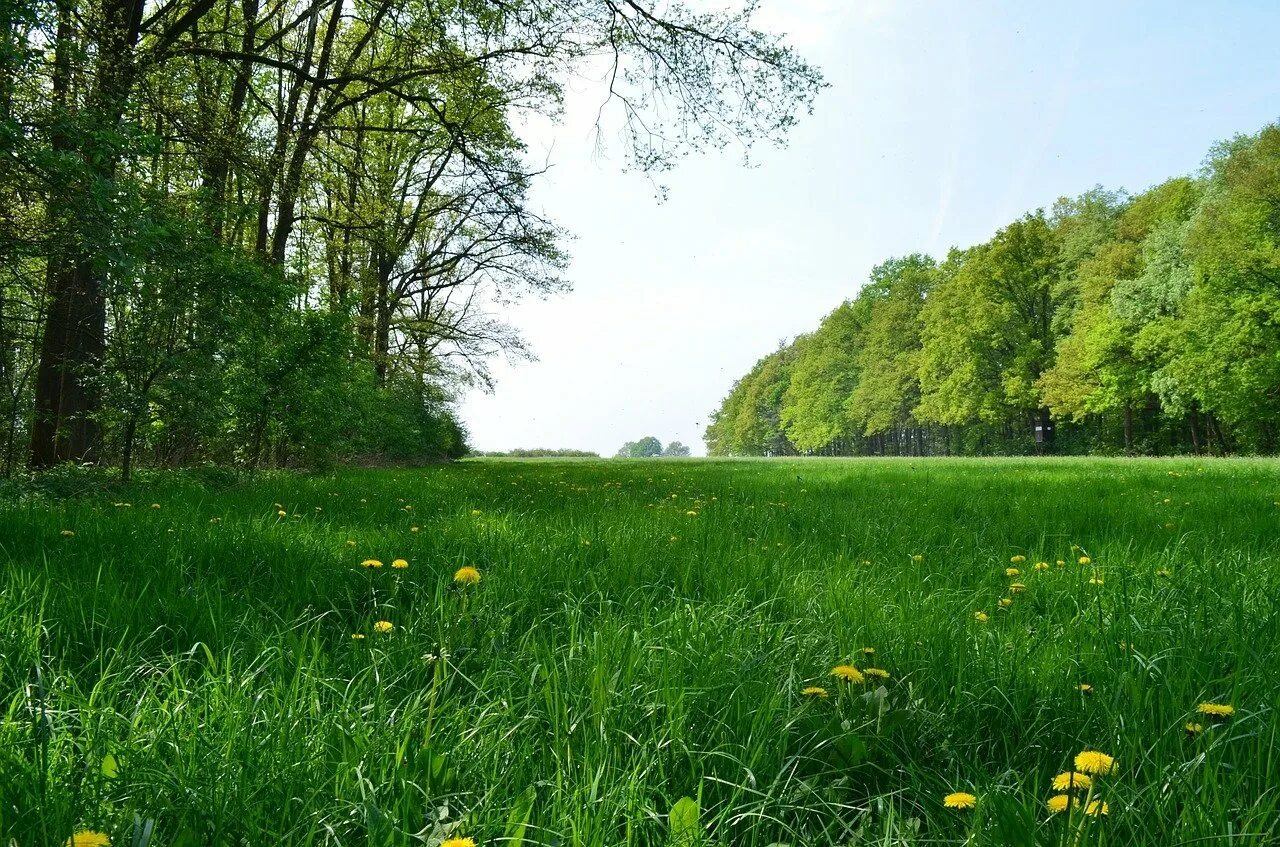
[616,437,690,458]
[707,124,1280,457]
[0,0,820,477]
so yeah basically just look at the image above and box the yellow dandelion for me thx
[1185,722,1203,736]
[1079,683,1094,695]
[1034,561,1050,571]
[150,503,160,510]
[686,510,698,517]
[1056,559,1066,566]
[276,509,287,517]
[998,597,1013,608]
[831,664,864,684]
[1155,568,1171,577]
[1073,750,1115,776]
[66,833,111,847]
[1197,702,1235,719]
[1047,794,1077,814]
[1085,800,1109,817]
[351,633,365,640]
[1052,771,1092,791]
[454,566,481,585]
[345,540,357,547]
[410,526,420,533]
[61,529,75,537]
[1006,567,1021,577]
[864,667,890,680]
[975,611,990,623]
[1089,576,1104,586]
[1010,582,1026,593]
[943,792,976,810]
[861,646,875,655]
[441,839,476,847]
[1010,555,1026,564]
[911,554,924,562]
[1078,556,1091,565]
[373,620,394,634]
[801,686,828,698]
[470,509,483,517]
[392,558,409,569]
[361,559,383,569]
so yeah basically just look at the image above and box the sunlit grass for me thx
[3,457,1278,845]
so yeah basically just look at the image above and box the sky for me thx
[459,0,1280,457]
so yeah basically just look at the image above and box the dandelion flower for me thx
[1085,800,1109,816]
[831,664,864,684]
[1034,561,1050,571]
[911,554,924,562]
[1078,556,1091,565]
[801,686,828,698]
[150,503,161,509]
[1089,577,1104,586]
[1155,568,1171,577]
[1006,567,1021,577]
[1010,555,1026,564]
[470,509,483,517]
[975,611,990,623]
[1185,722,1203,736]
[373,620,394,634]
[351,633,365,640]
[411,526,420,533]
[1052,771,1092,791]
[1197,702,1234,719]
[441,839,476,847]
[454,566,481,585]
[61,529,75,537]
[943,792,976,810]
[1056,559,1066,566]
[345,540,357,547]
[1047,794,1076,814]
[361,559,383,569]
[861,646,875,655]
[686,510,698,517]
[1010,582,1026,593]
[66,833,111,847]
[392,558,409,569]
[1074,750,1115,776]
[864,667,890,680]
[1078,683,1094,695]
[276,509,287,517]
[998,597,1013,608]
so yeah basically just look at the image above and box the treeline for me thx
[708,124,1280,457]
[472,448,599,459]
[0,0,819,478]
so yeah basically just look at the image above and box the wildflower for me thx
[345,540,357,547]
[373,620,394,634]
[454,566,481,585]
[150,503,160,510]
[1155,568,1171,577]
[1006,567,1021,577]
[361,559,383,569]
[943,792,976,810]
[1009,582,1026,593]
[1073,750,1116,776]
[686,510,698,517]
[1034,562,1050,571]
[1078,683,1093,695]
[831,665,865,684]
[864,667,890,680]
[911,554,923,562]
[1052,771,1092,791]
[441,839,476,847]
[1197,702,1234,719]
[1185,722,1203,736]
[411,526,420,533]
[1010,555,1026,564]
[351,633,365,640]
[1085,800,1109,816]
[1078,556,1091,565]
[861,646,875,655]
[61,529,75,537]
[801,686,828,698]
[1056,559,1065,566]
[1089,577,1104,586]
[998,597,1013,608]
[66,833,111,847]
[470,509,483,517]
[392,558,409,569]
[1046,794,1073,814]
[276,509,287,517]
[975,611,990,623]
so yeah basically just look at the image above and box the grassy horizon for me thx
[3,458,1278,846]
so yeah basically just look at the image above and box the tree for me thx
[616,436,663,458]
[662,441,691,457]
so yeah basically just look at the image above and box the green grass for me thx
[3,457,1279,846]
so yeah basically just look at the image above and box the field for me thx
[3,458,1279,846]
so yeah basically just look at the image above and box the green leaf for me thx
[101,753,119,778]
[504,785,536,847]
[669,796,700,846]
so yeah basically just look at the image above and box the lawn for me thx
[3,458,1279,846]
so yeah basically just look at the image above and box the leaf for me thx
[669,796,700,846]
[504,785,537,847]
[101,753,119,779]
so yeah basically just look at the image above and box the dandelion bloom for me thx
[975,611,990,623]
[470,509,483,517]
[345,540,357,547]
[861,646,875,655]
[1155,569,1171,577]
[1088,577,1104,586]
[454,566,481,585]
[1010,555,1026,564]
[61,529,75,537]
[361,559,383,569]
[1006,567,1021,577]
[1010,582,1026,593]
[1056,560,1066,566]
[686,510,698,517]
[392,558,409,569]
[911,554,924,562]
[277,510,287,517]
[1046,794,1073,814]
[1052,771,1092,791]
[864,667,890,680]
[1034,561,1050,571]
[351,633,365,640]
[66,833,110,847]
[831,665,865,684]
[1197,702,1234,719]
[943,792,976,810]
[1185,722,1203,735]
[411,526,420,533]
[1078,683,1093,695]
[441,839,476,847]
[1085,800,1109,816]
[373,620,394,634]
[1074,750,1116,776]
[998,597,1013,608]
[801,686,828,698]
[1078,556,1091,565]
[150,503,160,509]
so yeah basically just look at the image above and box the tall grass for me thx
[2,457,1278,845]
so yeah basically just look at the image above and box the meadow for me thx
[3,457,1279,846]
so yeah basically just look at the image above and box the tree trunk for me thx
[1123,403,1133,453]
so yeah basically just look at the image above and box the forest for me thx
[707,124,1280,457]
[0,0,821,478]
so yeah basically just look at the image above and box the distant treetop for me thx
[616,438,691,458]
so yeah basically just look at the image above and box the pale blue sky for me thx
[460,0,1280,456]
